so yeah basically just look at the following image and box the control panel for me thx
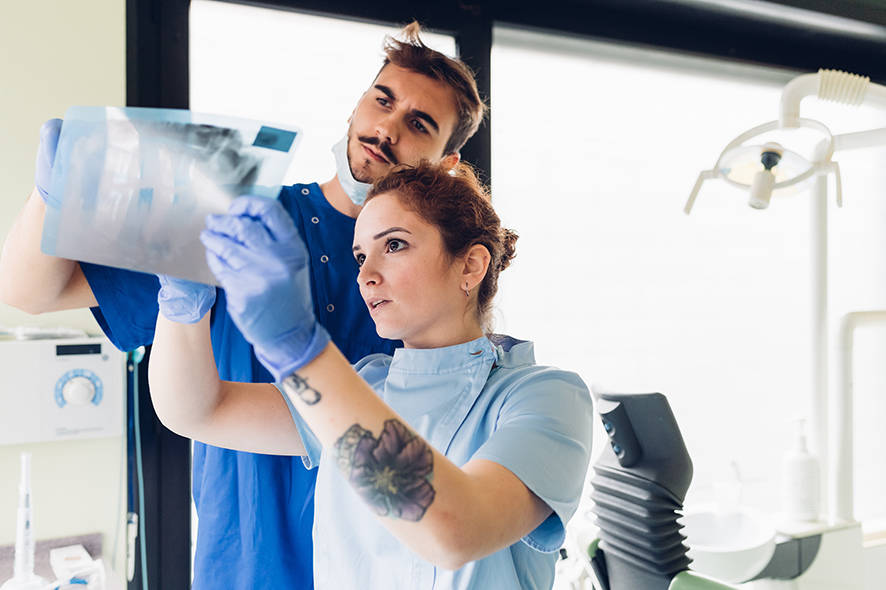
[0,336,125,444]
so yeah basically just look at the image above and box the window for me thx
[491,26,886,528]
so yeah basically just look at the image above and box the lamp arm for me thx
[780,69,886,128]
[832,127,886,152]
[684,170,715,215]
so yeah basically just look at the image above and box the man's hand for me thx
[201,196,330,381]
[35,119,63,207]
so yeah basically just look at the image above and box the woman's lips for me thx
[368,299,390,313]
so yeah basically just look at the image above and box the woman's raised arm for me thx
[148,278,304,456]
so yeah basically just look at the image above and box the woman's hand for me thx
[200,195,330,381]
[157,275,216,323]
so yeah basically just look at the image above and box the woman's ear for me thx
[462,244,491,292]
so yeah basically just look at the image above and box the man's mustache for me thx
[357,136,399,165]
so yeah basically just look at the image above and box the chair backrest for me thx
[590,392,693,590]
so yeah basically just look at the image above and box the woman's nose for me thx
[357,260,380,286]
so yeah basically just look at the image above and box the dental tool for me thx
[0,453,47,590]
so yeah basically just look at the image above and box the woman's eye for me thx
[355,253,365,267]
[386,239,405,253]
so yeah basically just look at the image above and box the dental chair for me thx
[586,392,737,590]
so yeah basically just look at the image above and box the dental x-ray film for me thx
[41,106,300,285]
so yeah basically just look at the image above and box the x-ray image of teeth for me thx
[41,106,299,285]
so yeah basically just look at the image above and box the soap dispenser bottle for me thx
[782,418,820,523]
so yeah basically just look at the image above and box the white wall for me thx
[0,0,127,581]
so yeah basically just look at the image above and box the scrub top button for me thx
[320,255,329,263]
[326,304,335,312]
[311,216,319,224]
[301,187,310,195]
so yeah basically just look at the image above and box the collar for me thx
[389,336,496,375]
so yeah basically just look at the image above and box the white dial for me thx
[62,376,96,406]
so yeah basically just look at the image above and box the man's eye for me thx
[376,97,390,107]
[411,120,427,133]
[355,253,366,267]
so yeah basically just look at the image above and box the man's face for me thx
[347,65,460,183]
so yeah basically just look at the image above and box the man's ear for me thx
[462,244,491,292]
[441,151,460,172]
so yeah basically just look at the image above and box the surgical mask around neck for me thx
[332,135,371,206]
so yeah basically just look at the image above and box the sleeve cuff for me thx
[274,383,322,469]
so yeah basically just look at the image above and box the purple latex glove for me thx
[35,118,63,207]
[200,195,330,381]
[157,275,217,324]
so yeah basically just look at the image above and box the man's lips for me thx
[362,144,389,164]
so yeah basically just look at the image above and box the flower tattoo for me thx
[281,374,321,405]
[334,419,436,522]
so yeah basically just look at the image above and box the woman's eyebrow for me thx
[372,227,412,240]
[352,227,413,252]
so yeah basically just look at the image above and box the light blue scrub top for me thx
[278,335,594,590]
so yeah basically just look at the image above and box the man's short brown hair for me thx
[381,22,487,156]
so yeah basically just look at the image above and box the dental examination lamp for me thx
[684,69,886,214]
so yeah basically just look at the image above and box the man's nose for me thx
[375,113,399,144]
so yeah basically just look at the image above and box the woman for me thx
[149,162,593,589]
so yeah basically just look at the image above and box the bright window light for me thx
[491,26,886,528]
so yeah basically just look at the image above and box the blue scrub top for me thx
[280,335,594,590]
[81,183,398,590]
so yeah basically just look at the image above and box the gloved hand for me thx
[200,195,330,381]
[35,118,63,207]
[157,275,217,324]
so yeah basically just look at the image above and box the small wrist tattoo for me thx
[334,419,435,522]
[282,373,322,405]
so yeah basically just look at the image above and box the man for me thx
[0,22,485,589]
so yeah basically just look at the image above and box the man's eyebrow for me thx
[374,84,440,133]
[352,227,412,252]
[375,84,396,101]
[411,109,439,133]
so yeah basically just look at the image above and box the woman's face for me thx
[352,192,477,348]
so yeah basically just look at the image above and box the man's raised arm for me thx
[0,119,98,313]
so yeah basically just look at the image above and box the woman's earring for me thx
[464,282,470,297]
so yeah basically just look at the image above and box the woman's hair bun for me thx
[497,228,518,272]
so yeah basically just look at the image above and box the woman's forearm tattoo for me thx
[335,419,436,522]
[281,373,322,405]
